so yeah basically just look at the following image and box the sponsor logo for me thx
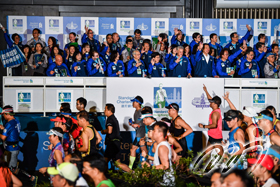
[253,94,265,104]
[49,19,59,28]
[30,79,33,83]
[258,21,267,30]
[12,19,23,28]
[18,92,31,103]
[223,21,233,30]
[120,20,130,29]
[154,84,181,109]
[66,21,78,29]
[58,92,71,103]
[206,23,217,31]
[155,21,165,29]
[190,21,200,30]
[85,20,95,28]
[137,23,148,31]
[192,93,210,109]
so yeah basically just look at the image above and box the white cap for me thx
[242,106,257,118]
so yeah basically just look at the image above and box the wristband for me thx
[203,125,205,129]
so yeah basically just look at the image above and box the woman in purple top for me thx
[39,127,65,175]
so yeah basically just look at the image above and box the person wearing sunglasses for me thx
[255,110,280,152]
[224,110,245,156]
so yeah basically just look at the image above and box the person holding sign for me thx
[46,55,70,77]
[28,43,48,76]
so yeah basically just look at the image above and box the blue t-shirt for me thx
[3,119,21,151]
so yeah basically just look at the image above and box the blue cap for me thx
[131,96,143,105]
[266,52,276,58]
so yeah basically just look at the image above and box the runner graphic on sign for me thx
[155,83,167,108]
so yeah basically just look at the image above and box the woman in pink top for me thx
[198,84,223,155]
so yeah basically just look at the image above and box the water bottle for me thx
[142,69,147,77]
[178,75,181,78]
[161,67,166,77]
[204,75,207,78]
[119,70,123,77]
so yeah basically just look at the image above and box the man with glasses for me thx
[47,162,79,187]
[127,50,146,77]
[0,105,21,173]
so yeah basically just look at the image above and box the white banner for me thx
[106,78,224,131]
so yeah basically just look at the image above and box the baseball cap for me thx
[242,106,257,118]
[50,116,66,123]
[131,96,143,105]
[1,107,15,116]
[46,129,63,137]
[165,103,179,111]
[247,154,274,171]
[47,162,79,182]
[266,146,280,160]
[266,52,276,58]
[208,96,221,106]
[224,110,239,121]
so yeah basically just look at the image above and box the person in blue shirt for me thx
[169,46,192,77]
[1,26,23,50]
[111,33,122,55]
[140,39,153,69]
[183,44,191,58]
[48,45,64,65]
[216,47,246,78]
[253,33,275,55]
[148,52,165,77]
[194,43,218,78]
[164,44,177,77]
[64,32,82,52]
[255,42,269,78]
[46,55,70,77]
[224,24,252,56]
[100,44,111,65]
[127,50,146,77]
[171,28,186,46]
[72,52,87,77]
[82,43,91,62]
[107,51,125,77]
[65,45,78,74]
[189,32,201,53]
[87,51,106,77]
[239,49,261,78]
[82,26,104,54]
[0,106,21,171]
[208,33,223,59]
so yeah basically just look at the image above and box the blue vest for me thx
[241,60,258,78]
[91,59,106,77]
[54,65,68,77]
[194,56,214,77]
[128,60,145,77]
[256,55,266,78]
[228,127,240,154]
[87,38,99,52]
[102,54,111,65]
[74,61,87,76]
[110,61,124,75]
[172,57,191,77]
[151,63,164,77]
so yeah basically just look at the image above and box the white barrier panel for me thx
[106,78,225,131]
[3,77,280,131]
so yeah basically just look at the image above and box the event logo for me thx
[49,19,59,28]
[110,24,114,29]
[120,21,130,29]
[223,21,233,30]
[258,21,267,30]
[153,84,182,108]
[137,23,148,31]
[30,79,33,83]
[155,21,165,29]
[85,20,95,28]
[192,93,210,109]
[13,19,23,28]
[66,21,78,29]
[58,92,71,103]
[253,94,265,104]
[206,23,217,31]
[190,21,200,30]
[18,92,31,103]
